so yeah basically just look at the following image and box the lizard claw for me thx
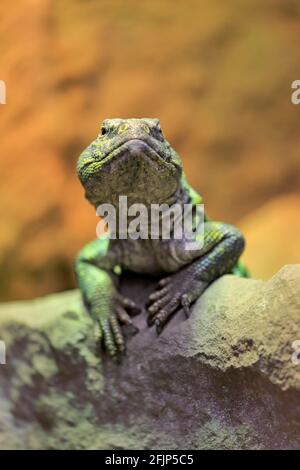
[116,305,139,337]
[95,312,126,360]
[93,294,140,360]
[146,266,208,334]
[117,293,141,317]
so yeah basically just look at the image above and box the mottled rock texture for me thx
[0,265,300,449]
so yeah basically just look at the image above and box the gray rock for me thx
[0,265,300,449]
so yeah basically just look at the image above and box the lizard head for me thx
[77,118,182,207]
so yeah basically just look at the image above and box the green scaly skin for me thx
[76,118,248,359]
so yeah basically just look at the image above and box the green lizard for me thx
[76,118,248,358]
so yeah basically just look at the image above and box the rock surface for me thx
[0,265,300,449]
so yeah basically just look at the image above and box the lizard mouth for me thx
[83,139,182,207]
[100,139,175,168]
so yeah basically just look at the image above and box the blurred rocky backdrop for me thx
[0,0,299,300]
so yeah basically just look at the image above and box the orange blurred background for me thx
[0,0,299,301]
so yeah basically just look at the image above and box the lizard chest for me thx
[119,239,163,274]
[118,238,187,274]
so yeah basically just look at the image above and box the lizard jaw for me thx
[83,139,181,207]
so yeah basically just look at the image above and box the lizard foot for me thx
[94,294,141,360]
[146,265,208,334]
[115,294,141,336]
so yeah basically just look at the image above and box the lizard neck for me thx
[108,180,195,239]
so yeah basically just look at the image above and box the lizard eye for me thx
[101,126,108,135]
[155,123,162,134]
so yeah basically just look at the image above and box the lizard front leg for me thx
[75,237,140,359]
[147,222,245,333]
